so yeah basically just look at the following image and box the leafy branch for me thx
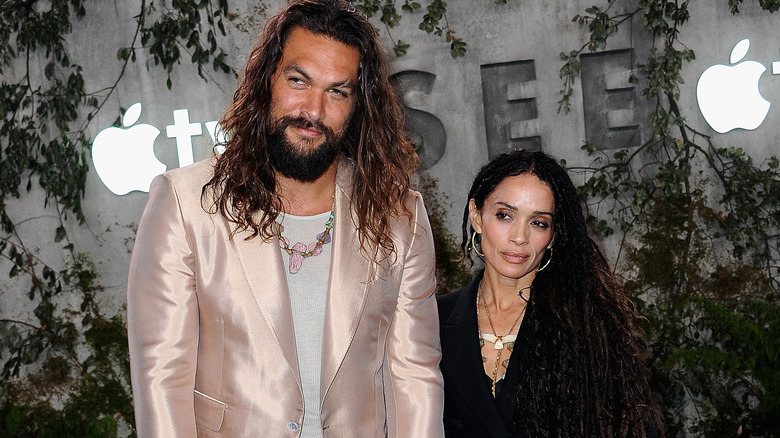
[352,0,467,58]
[0,0,236,434]
[558,3,637,113]
[562,1,780,435]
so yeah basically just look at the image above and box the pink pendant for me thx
[274,208,334,274]
[291,242,306,253]
[289,253,304,274]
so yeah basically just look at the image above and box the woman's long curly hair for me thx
[203,0,418,257]
[460,149,663,437]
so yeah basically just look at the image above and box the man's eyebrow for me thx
[283,64,312,81]
[283,63,356,90]
[331,78,356,90]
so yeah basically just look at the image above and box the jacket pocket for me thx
[194,389,226,432]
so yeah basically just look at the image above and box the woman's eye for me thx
[496,212,511,220]
[532,220,550,229]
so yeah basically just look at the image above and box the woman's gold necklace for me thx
[477,282,528,397]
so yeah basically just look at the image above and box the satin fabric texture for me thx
[127,157,444,437]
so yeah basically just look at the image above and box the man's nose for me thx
[300,91,325,122]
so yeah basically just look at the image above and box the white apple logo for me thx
[92,103,166,195]
[696,39,771,134]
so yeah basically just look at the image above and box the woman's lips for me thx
[501,251,530,264]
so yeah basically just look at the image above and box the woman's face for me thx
[470,173,555,282]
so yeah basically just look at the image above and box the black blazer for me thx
[440,274,661,438]
[437,271,522,438]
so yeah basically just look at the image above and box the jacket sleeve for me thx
[127,174,199,437]
[384,191,445,438]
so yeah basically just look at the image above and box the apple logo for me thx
[696,39,771,134]
[91,102,166,195]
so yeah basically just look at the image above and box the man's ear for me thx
[468,199,483,234]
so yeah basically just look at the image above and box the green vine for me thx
[562,1,780,435]
[351,0,466,58]
[1,255,134,436]
[0,0,236,435]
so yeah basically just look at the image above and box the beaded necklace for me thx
[275,201,334,274]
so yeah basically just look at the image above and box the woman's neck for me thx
[480,269,534,311]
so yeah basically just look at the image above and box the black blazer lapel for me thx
[440,272,511,437]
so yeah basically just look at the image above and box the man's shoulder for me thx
[151,157,217,209]
[404,187,424,204]
[163,156,217,186]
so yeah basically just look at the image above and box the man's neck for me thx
[276,158,338,216]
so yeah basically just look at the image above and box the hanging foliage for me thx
[561,1,779,436]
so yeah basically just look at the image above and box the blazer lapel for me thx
[320,158,373,399]
[441,274,510,437]
[232,224,301,383]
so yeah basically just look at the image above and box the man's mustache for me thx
[275,115,336,138]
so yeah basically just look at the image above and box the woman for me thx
[438,149,662,437]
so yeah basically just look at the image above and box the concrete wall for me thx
[3,0,779,328]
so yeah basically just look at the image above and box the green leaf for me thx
[55,226,66,243]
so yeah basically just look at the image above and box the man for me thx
[126,0,444,436]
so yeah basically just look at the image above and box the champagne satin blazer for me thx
[127,157,444,437]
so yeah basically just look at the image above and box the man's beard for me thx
[267,115,344,183]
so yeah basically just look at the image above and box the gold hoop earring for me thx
[471,231,485,258]
[536,247,553,272]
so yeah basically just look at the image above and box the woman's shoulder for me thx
[437,273,481,319]
[436,288,465,317]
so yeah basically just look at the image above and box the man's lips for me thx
[289,121,323,137]
[294,125,322,136]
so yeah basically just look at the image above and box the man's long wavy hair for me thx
[460,149,664,437]
[203,0,418,257]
